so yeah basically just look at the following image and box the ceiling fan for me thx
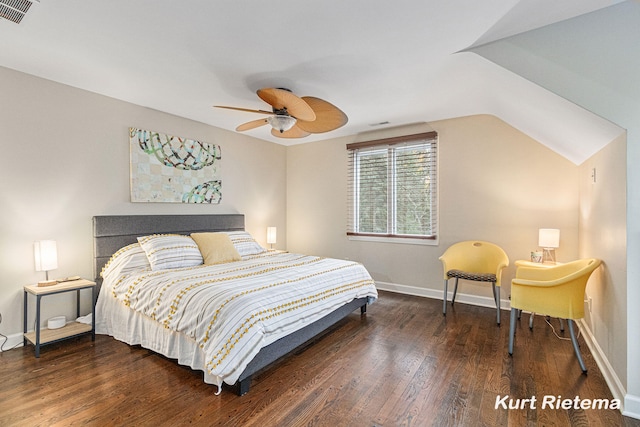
[214,88,348,139]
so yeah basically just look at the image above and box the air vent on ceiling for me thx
[0,0,38,24]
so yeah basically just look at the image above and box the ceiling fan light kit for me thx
[214,87,348,139]
[267,115,297,133]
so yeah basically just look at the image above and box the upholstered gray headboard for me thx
[93,214,245,283]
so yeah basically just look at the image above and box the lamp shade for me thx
[538,229,560,248]
[34,240,58,271]
[266,227,277,245]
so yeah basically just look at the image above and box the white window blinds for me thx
[347,132,437,240]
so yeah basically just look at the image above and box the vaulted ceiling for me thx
[0,0,628,164]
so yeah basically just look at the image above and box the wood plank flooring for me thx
[1,290,638,426]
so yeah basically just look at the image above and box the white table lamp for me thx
[266,227,277,249]
[538,229,560,264]
[34,240,58,280]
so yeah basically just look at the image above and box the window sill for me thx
[347,235,438,246]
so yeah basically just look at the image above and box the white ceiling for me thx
[0,0,626,163]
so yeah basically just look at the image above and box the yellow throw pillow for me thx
[191,232,242,265]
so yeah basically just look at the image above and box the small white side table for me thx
[513,261,564,330]
[515,260,563,268]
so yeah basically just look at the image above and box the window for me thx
[347,132,437,241]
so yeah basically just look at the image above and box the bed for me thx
[93,214,378,395]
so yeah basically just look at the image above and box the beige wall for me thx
[287,114,580,303]
[0,66,287,335]
[579,133,627,388]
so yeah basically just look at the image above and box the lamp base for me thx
[542,248,556,264]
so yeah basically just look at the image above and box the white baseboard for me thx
[0,332,24,352]
[376,281,638,419]
[375,280,511,311]
[623,394,640,420]
[577,319,627,408]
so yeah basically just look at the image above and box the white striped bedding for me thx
[96,250,378,391]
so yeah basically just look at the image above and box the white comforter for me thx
[96,251,377,390]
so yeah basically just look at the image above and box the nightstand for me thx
[23,279,96,357]
[515,260,563,268]
[513,261,565,330]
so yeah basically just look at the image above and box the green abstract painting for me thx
[130,127,222,203]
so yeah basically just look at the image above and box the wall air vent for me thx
[0,0,38,24]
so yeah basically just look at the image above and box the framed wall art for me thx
[130,127,222,203]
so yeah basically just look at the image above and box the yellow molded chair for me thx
[439,241,509,325]
[508,258,602,373]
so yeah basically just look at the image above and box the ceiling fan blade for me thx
[236,118,269,132]
[257,88,316,122]
[214,105,273,115]
[296,96,348,133]
[271,124,311,139]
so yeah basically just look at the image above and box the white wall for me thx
[0,66,287,337]
[579,133,627,395]
[287,114,579,302]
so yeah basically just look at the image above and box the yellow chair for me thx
[508,258,602,373]
[440,241,509,325]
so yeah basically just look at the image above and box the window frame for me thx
[346,132,438,244]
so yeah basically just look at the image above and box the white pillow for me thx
[137,234,203,270]
[223,231,266,256]
[101,243,151,280]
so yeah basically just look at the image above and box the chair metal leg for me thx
[451,278,459,306]
[443,279,448,315]
[568,319,587,373]
[529,313,534,329]
[495,284,500,325]
[559,318,565,332]
[508,308,517,355]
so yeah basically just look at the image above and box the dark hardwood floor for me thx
[1,290,637,426]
